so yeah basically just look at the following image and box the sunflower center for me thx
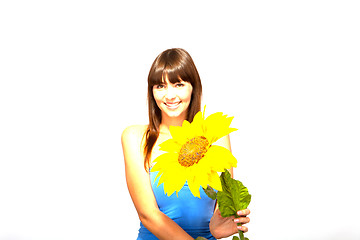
[178,136,209,167]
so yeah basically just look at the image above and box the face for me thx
[152,75,193,121]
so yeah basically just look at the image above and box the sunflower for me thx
[151,108,238,198]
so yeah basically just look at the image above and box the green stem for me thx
[237,222,245,240]
[235,213,245,240]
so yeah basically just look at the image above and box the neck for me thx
[160,114,187,134]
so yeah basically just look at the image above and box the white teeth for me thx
[164,102,181,109]
[165,102,180,106]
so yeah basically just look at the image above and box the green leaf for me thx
[203,185,217,200]
[217,169,251,218]
[195,237,208,240]
[232,236,240,240]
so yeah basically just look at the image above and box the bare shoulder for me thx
[121,125,148,163]
[121,125,148,142]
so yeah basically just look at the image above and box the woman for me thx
[122,48,250,240]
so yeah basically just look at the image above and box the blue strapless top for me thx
[137,171,216,240]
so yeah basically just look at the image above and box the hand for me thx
[209,208,250,239]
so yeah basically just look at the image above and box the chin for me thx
[161,105,189,119]
[163,110,183,118]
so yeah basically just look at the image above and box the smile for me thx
[164,101,181,109]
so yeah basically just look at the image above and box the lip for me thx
[164,101,181,109]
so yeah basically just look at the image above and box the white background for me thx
[1,1,359,239]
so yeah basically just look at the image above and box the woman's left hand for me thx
[209,208,250,239]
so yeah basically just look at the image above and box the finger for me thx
[237,225,248,233]
[237,208,250,216]
[233,216,250,224]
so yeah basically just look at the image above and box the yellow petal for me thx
[182,120,191,128]
[205,145,237,171]
[188,177,201,198]
[188,164,209,189]
[151,153,178,172]
[208,171,222,191]
[163,167,187,196]
[156,161,179,183]
[159,139,182,153]
[169,126,189,145]
[204,113,237,144]
[191,111,206,136]
[193,154,212,173]
[162,174,182,195]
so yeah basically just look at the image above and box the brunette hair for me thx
[143,48,202,170]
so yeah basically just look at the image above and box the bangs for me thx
[148,58,194,87]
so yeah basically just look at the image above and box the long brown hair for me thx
[144,48,202,170]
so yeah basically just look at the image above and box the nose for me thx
[165,85,176,100]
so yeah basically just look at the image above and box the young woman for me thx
[122,48,250,240]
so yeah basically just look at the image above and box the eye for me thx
[175,83,185,87]
[155,84,165,89]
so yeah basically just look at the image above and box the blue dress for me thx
[137,170,217,240]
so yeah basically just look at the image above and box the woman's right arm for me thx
[121,125,194,240]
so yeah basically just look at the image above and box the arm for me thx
[121,125,193,240]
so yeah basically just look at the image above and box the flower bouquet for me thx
[151,108,251,240]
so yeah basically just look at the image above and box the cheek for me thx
[152,90,163,102]
[182,87,193,102]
